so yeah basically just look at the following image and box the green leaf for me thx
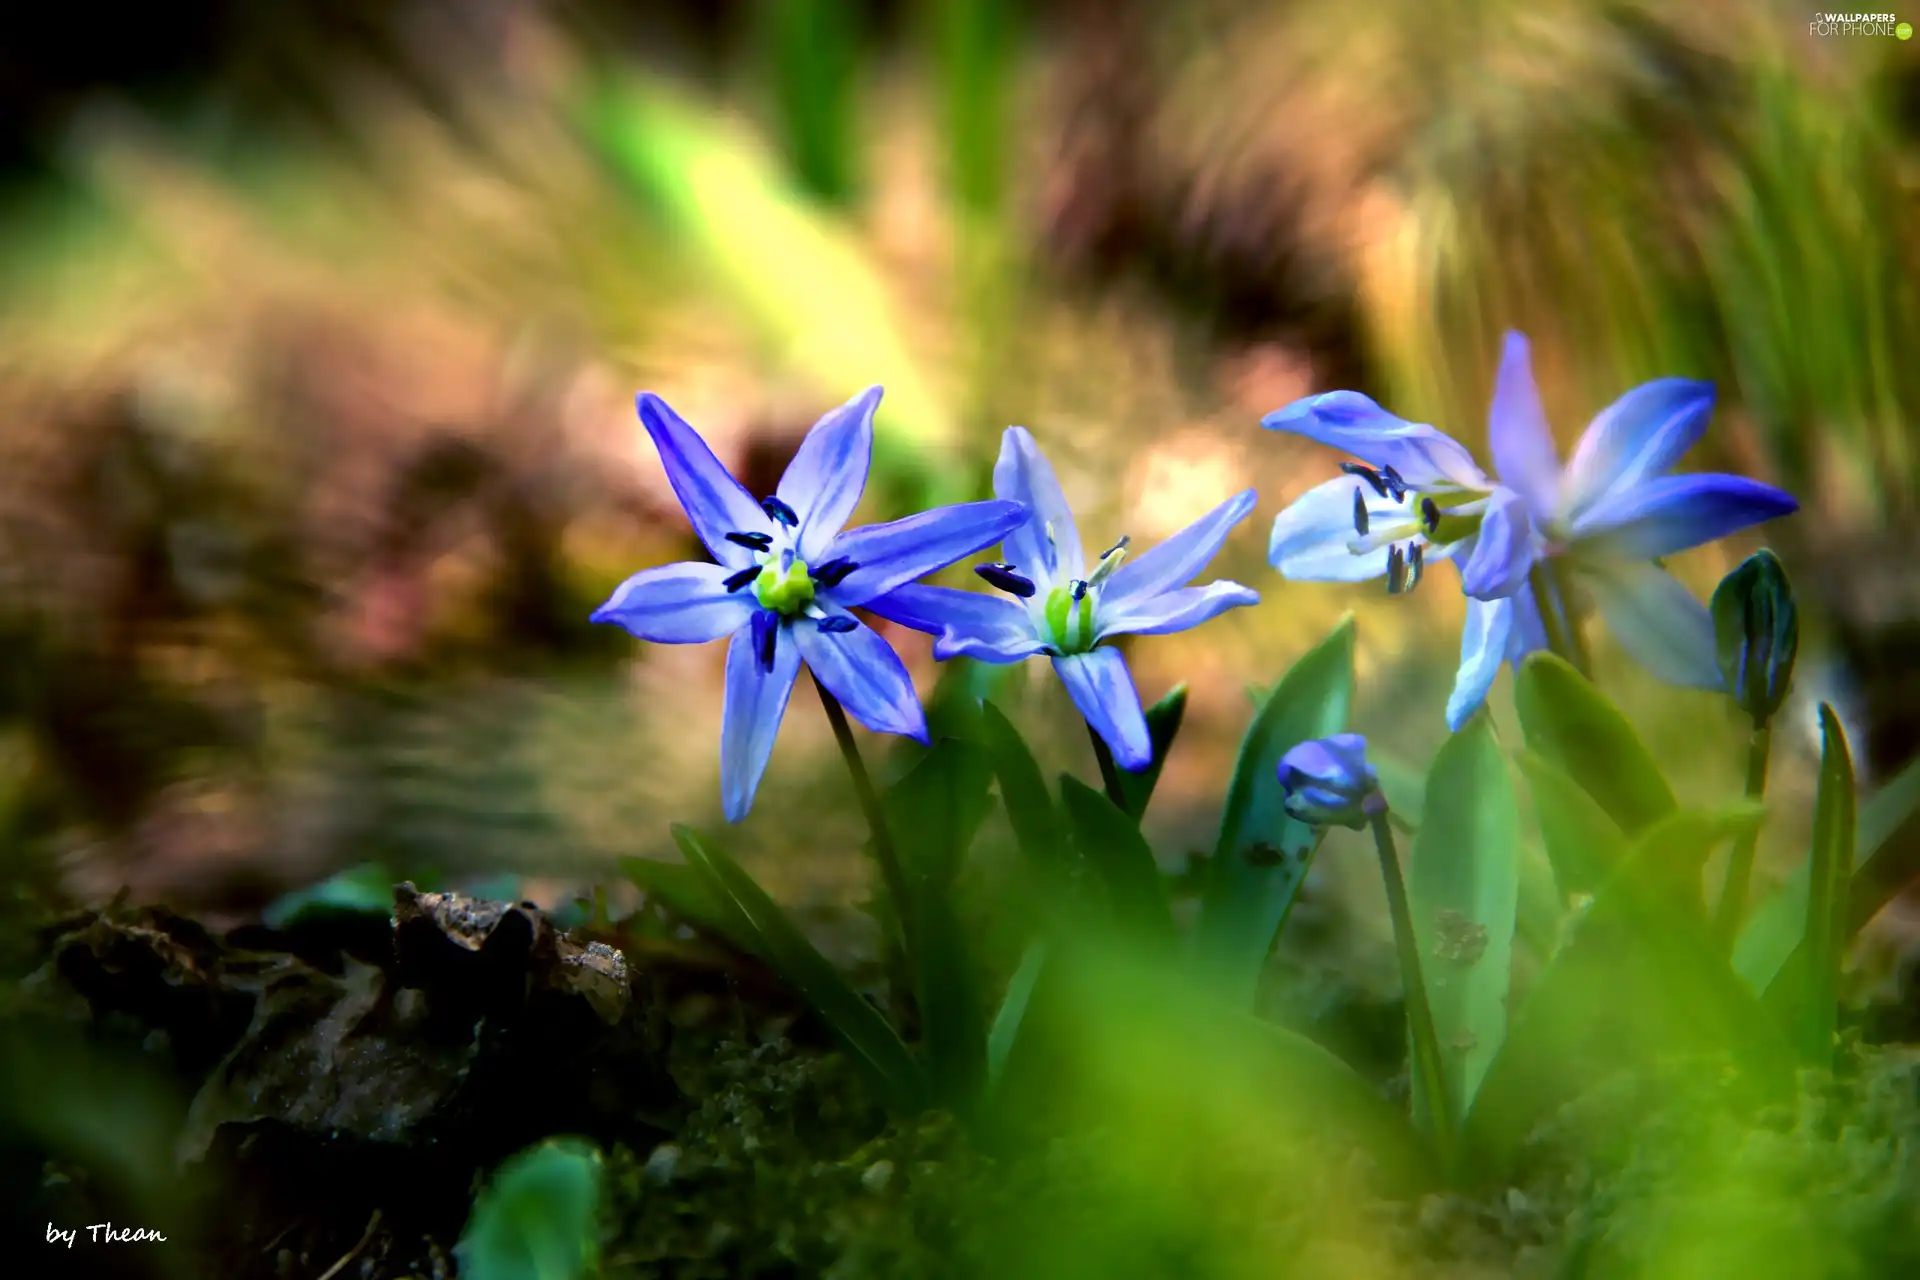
[1797,704,1856,1068]
[1461,806,1790,1181]
[672,824,927,1115]
[885,737,995,890]
[619,856,760,953]
[886,739,995,1111]
[454,1138,603,1280]
[924,657,989,746]
[261,862,400,930]
[979,700,1067,888]
[1193,616,1356,1005]
[985,941,1047,1099]
[1516,750,1629,899]
[1515,652,1677,835]
[1112,684,1188,821]
[1406,712,1521,1129]
[1736,753,1920,994]
[1060,775,1175,947]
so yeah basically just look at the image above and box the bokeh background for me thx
[1,0,1915,968]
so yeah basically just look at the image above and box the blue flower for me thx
[1264,332,1799,729]
[1277,734,1383,830]
[866,426,1259,770]
[591,387,1028,821]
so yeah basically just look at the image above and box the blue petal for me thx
[1561,378,1715,518]
[994,426,1084,585]
[1458,487,1536,600]
[720,617,803,822]
[1277,733,1375,790]
[1487,332,1562,516]
[590,561,756,643]
[1447,594,1515,731]
[1579,560,1722,689]
[777,386,881,562]
[1266,477,1399,581]
[861,584,1046,663]
[1101,489,1257,610]
[819,499,1029,607]
[1569,473,1799,560]
[1097,581,1259,639]
[1505,581,1550,663]
[1262,391,1490,490]
[638,393,773,568]
[794,615,930,743]
[1052,647,1152,771]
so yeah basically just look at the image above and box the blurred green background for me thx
[0,0,1915,965]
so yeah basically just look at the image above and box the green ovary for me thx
[1041,585,1097,655]
[754,558,815,615]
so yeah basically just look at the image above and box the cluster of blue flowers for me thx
[593,333,1798,820]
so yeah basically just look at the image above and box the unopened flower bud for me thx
[1277,733,1385,830]
[1711,549,1798,725]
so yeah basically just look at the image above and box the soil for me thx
[10,888,1920,1279]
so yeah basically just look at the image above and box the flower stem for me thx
[1086,722,1130,815]
[1712,719,1774,950]
[1369,809,1456,1163]
[1528,561,1591,679]
[815,680,916,957]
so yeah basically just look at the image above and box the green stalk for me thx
[817,681,915,960]
[1528,561,1590,679]
[1712,720,1774,950]
[1086,722,1128,815]
[1369,810,1456,1164]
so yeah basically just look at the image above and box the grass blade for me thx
[1798,705,1856,1068]
[671,824,927,1116]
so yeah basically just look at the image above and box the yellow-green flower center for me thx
[1041,584,1098,654]
[754,557,815,615]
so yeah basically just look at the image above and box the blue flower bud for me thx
[1711,549,1798,725]
[1276,733,1384,830]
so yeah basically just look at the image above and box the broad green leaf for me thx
[1797,705,1856,1068]
[619,857,760,953]
[1060,775,1175,947]
[1406,712,1521,1130]
[454,1139,602,1280]
[262,861,401,930]
[672,825,927,1115]
[1515,652,1677,835]
[1736,753,1920,993]
[1461,806,1790,1181]
[1193,616,1356,1005]
[1516,750,1629,898]
[886,739,994,1112]
[1112,684,1188,821]
[979,700,1067,887]
[924,657,989,746]
[985,941,1047,1098]
[1373,745,1428,831]
[885,738,995,889]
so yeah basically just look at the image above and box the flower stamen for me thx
[976,562,1037,597]
[812,557,858,588]
[751,609,779,672]
[723,566,760,593]
[760,496,799,528]
[1353,487,1371,536]
[726,530,774,551]
[816,615,858,634]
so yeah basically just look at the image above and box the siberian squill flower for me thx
[866,426,1259,770]
[1265,332,1799,729]
[591,387,1027,821]
[1277,734,1385,830]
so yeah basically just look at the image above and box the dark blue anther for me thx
[726,530,773,551]
[1408,541,1425,589]
[1100,535,1131,559]
[723,566,760,593]
[760,496,799,528]
[975,562,1037,598]
[813,557,858,588]
[1381,465,1408,501]
[816,615,858,634]
[1352,486,1370,536]
[1421,497,1441,534]
[751,610,779,672]
[1340,461,1390,499]
[1069,579,1089,601]
[1386,545,1408,595]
